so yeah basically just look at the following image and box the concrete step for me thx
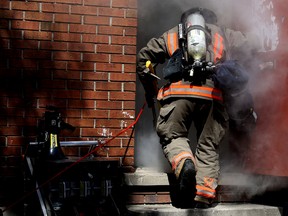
[127,203,282,216]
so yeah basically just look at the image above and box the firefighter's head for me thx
[181,7,217,25]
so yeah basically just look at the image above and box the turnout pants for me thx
[156,98,228,203]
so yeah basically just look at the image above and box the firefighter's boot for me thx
[177,159,196,208]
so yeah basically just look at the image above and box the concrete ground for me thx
[127,203,283,216]
[124,168,286,216]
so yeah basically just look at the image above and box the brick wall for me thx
[0,0,138,204]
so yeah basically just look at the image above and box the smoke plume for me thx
[136,0,285,198]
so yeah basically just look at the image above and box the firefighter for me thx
[137,7,256,208]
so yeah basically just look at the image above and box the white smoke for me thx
[136,0,284,198]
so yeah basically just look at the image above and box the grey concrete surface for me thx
[124,167,170,186]
[123,167,257,187]
[127,203,283,216]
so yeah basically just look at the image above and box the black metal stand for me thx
[23,141,121,216]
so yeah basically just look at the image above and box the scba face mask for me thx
[185,13,207,61]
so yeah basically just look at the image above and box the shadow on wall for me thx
[0,13,87,206]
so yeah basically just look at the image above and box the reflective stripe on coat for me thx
[157,80,223,102]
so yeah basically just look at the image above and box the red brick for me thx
[24,89,51,98]
[82,72,108,81]
[82,109,109,119]
[111,36,136,45]
[122,138,135,147]
[10,39,38,49]
[63,109,82,118]
[0,9,23,20]
[84,16,110,25]
[98,8,125,17]
[0,49,22,59]
[112,0,137,9]
[25,11,53,22]
[110,110,135,119]
[98,26,124,35]
[124,101,136,109]
[70,24,96,34]
[110,73,136,82]
[124,45,136,55]
[0,97,8,106]
[51,90,81,99]
[53,70,81,80]
[54,32,82,42]
[112,17,137,27]
[67,62,95,71]
[41,22,69,32]
[81,90,108,100]
[68,99,95,109]
[39,60,67,70]
[96,100,122,109]
[82,34,109,44]
[24,108,46,117]
[24,30,52,40]
[54,0,82,4]
[42,3,70,13]
[121,157,134,166]
[29,0,55,2]
[84,0,110,7]
[68,119,94,128]
[110,91,135,101]
[71,5,98,15]
[38,98,68,108]
[68,42,95,52]
[53,51,81,61]
[23,50,51,59]
[0,1,9,9]
[105,138,122,146]
[126,9,137,18]
[0,19,9,29]
[126,194,145,204]
[107,147,134,157]
[83,53,109,63]
[0,166,22,176]
[11,1,39,11]
[111,54,136,64]
[8,98,30,108]
[96,63,122,72]
[124,82,136,91]
[96,119,123,128]
[40,41,67,51]
[146,194,171,204]
[38,79,66,89]
[124,64,136,72]
[0,29,22,39]
[55,14,82,24]
[1,108,24,117]
[62,147,79,156]
[125,27,137,36]
[95,82,122,91]
[7,117,37,127]
[97,44,122,54]
[12,20,39,31]
[67,80,94,90]
[0,127,22,136]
